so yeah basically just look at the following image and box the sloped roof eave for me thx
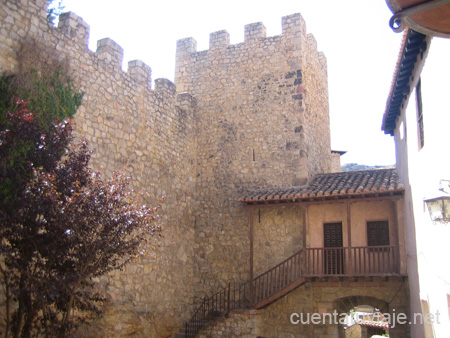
[240,168,404,205]
[381,29,428,136]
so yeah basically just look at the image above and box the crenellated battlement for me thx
[175,13,307,58]
[176,37,198,56]
[57,11,154,86]
[155,78,177,97]
[209,30,230,50]
[56,12,157,91]
[173,11,331,185]
[244,22,267,42]
[281,13,305,37]
[0,5,174,95]
[58,11,90,47]
[96,38,124,70]
[127,60,152,87]
[174,12,326,98]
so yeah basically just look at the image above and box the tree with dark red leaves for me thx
[0,101,163,338]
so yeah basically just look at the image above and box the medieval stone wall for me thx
[1,1,333,336]
[1,1,197,336]
[253,206,303,276]
[175,13,331,299]
[175,14,331,187]
[302,34,331,180]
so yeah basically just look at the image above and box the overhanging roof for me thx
[240,168,404,205]
[382,29,427,136]
[387,0,450,37]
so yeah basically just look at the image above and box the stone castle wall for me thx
[175,13,331,298]
[175,13,331,186]
[253,206,303,276]
[1,1,197,336]
[0,1,332,336]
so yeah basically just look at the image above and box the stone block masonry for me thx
[175,12,331,303]
[1,1,197,336]
[0,1,332,336]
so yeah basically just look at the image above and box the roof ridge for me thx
[314,167,396,176]
[240,168,403,204]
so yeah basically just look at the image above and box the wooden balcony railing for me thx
[304,246,399,277]
[252,249,304,306]
[251,245,399,308]
[183,245,399,335]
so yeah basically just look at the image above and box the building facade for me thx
[382,28,450,337]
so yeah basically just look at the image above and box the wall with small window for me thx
[307,200,398,249]
[350,200,398,248]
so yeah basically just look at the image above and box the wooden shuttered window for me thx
[323,223,344,275]
[367,221,390,247]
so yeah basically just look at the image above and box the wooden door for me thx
[323,223,344,275]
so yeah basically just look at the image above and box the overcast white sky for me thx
[62,0,403,166]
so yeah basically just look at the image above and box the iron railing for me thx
[184,281,250,337]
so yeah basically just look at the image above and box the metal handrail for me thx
[184,281,250,337]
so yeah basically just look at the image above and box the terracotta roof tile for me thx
[240,168,404,204]
[359,313,390,330]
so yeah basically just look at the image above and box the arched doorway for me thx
[333,296,390,338]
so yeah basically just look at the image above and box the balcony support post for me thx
[249,207,254,307]
[392,200,401,274]
[302,205,307,275]
[346,201,352,275]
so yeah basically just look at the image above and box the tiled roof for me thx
[359,313,390,330]
[240,168,404,204]
[382,29,428,136]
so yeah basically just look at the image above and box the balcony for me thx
[252,245,399,308]
[304,245,399,277]
[183,245,400,336]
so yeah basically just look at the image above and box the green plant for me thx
[0,67,82,209]
[0,68,83,133]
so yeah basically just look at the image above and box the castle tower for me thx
[176,13,331,189]
[175,14,332,293]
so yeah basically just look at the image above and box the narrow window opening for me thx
[252,149,256,162]
[258,209,261,223]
